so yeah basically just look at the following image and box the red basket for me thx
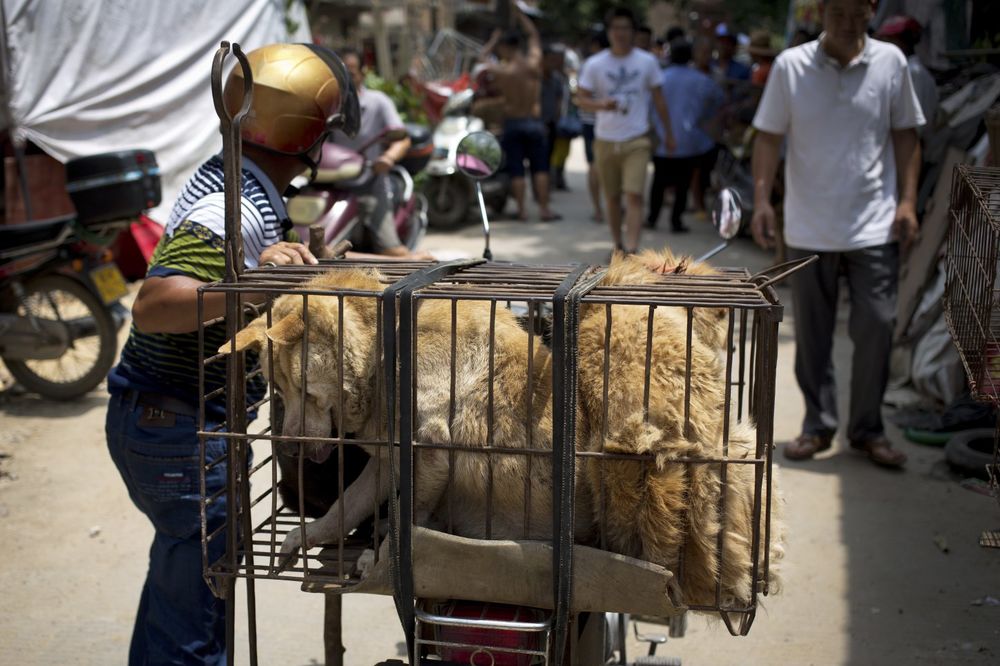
[433,601,545,666]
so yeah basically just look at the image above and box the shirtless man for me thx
[479,7,560,221]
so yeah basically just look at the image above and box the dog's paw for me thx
[277,526,306,573]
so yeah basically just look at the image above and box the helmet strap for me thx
[300,153,320,184]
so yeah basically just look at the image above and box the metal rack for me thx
[943,165,1000,546]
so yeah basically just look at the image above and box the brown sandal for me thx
[850,436,907,468]
[784,432,833,461]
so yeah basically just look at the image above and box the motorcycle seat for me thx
[316,143,364,184]
[0,215,75,257]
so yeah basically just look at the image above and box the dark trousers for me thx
[648,155,695,229]
[106,390,231,665]
[787,244,899,442]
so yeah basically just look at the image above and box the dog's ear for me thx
[219,316,267,354]
[266,313,305,346]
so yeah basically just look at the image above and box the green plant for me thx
[283,0,301,37]
[364,73,430,126]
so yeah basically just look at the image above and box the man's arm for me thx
[575,87,615,114]
[374,136,412,176]
[891,127,921,252]
[650,86,676,153]
[750,130,784,249]
[516,8,542,71]
[373,93,413,176]
[132,242,316,334]
[478,28,502,63]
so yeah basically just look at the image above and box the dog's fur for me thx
[224,268,592,563]
[223,253,784,611]
[575,249,784,610]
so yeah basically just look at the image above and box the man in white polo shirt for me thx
[751,0,924,468]
[578,6,675,255]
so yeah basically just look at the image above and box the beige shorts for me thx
[593,135,652,198]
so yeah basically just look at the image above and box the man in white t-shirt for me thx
[751,0,924,468]
[578,7,675,255]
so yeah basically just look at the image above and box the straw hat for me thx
[747,30,778,58]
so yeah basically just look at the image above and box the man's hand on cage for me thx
[259,242,318,267]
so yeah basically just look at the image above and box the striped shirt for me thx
[109,156,290,417]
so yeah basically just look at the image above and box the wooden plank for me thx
[895,147,967,342]
[304,527,685,618]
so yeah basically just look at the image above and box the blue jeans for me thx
[106,390,231,665]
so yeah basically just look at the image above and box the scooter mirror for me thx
[456,131,502,180]
[712,187,744,240]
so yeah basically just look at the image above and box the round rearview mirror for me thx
[712,187,744,240]
[456,131,502,180]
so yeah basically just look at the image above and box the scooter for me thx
[288,124,431,251]
[424,88,510,229]
[0,218,130,400]
[0,148,158,400]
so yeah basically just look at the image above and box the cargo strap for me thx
[550,265,605,664]
[381,258,485,661]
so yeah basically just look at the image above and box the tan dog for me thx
[577,249,784,610]
[223,268,591,565]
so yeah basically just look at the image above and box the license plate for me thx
[90,263,128,305]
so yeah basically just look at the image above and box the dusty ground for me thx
[1,146,999,665]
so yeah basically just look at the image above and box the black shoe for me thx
[646,218,657,229]
[671,223,691,234]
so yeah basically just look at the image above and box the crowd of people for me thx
[472,0,936,472]
[473,5,790,256]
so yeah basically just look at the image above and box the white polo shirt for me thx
[753,37,924,252]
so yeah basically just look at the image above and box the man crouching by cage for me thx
[104,44,360,665]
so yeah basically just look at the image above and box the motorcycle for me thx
[0,148,159,400]
[0,218,131,400]
[288,124,431,251]
[424,88,510,229]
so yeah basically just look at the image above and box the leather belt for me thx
[124,389,199,418]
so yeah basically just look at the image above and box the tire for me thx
[425,175,470,229]
[487,194,507,217]
[4,274,118,400]
[404,193,429,251]
[945,428,997,480]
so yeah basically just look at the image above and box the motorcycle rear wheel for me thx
[425,175,470,229]
[4,274,118,400]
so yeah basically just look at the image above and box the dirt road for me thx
[1,147,998,665]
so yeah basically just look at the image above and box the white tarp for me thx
[2,0,310,222]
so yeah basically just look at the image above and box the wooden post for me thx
[324,593,345,666]
[372,0,394,81]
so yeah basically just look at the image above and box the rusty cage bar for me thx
[197,257,785,664]
[943,165,1000,544]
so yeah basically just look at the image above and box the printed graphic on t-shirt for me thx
[606,65,643,115]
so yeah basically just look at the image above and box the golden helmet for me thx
[223,43,359,155]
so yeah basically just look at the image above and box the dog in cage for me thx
[223,267,595,566]
[576,249,785,611]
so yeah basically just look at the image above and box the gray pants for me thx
[787,244,899,442]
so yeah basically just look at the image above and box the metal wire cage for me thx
[944,166,1000,402]
[196,256,787,664]
[943,164,1000,539]
[199,40,787,666]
